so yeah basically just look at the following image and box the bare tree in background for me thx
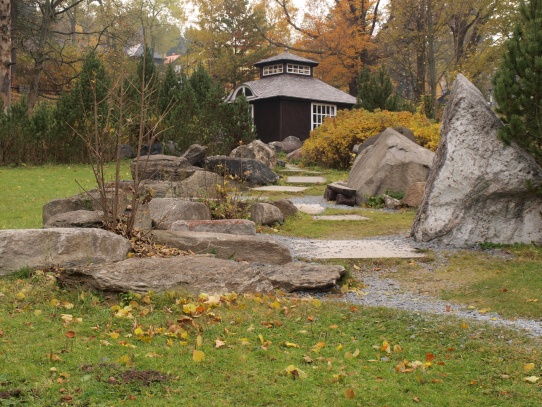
[0,0,11,111]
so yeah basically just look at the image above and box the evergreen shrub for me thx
[301,109,440,169]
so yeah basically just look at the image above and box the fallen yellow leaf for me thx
[192,350,205,362]
[524,363,536,372]
[524,376,540,383]
[285,342,300,348]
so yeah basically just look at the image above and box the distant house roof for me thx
[126,44,164,63]
[253,52,319,68]
[227,74,356,105]
[164,54,181,65]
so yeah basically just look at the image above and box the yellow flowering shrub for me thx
[301,109,440,169]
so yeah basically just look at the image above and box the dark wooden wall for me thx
[280,99,311,141]
[253,98,354,144]
[253,99,280,144]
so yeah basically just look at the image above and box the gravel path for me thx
[346,274,542,337]
[271,196,542,337]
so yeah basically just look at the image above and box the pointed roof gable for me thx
[254,51,319,68]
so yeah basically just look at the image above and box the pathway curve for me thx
[268,196,542,337]
[347,274,542,337]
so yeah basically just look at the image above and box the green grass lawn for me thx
[0,162,131,229]
[1,272,541,406]
[2,163,542,405]
[261,208,417,239]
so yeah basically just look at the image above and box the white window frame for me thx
[233,85,253,99]
[262,64,283,76]
[287,63,311,75]
[311,103,337,130]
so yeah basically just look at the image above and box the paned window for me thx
[287,64,311,75]
[263,64,283,76]
[234,86,253,98]
[311,103,336,130]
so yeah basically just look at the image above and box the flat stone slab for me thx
[280,169,323,174]
[286,176,327,184]
[251,186,308,192]
[313,215,370,221]
[284,238,425,259]
[151,230,292,265]
[58,256,346,294]
[294,204,326,214]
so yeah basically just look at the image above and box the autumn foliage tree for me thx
[186,0,272,88]
[272,0,382,94]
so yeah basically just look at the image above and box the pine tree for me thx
[55,51,110,161]
[493,0,542,164]
[356,65,399,112]
[221,94,256,151]
[158,63,181,115]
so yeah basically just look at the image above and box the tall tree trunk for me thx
[414,12,426,103]
[27,0,54,113]
[426,0,437,119]
[0,0,11,112]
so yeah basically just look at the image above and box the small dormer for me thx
[253,51,319,79]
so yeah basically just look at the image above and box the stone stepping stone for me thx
[313,215,370,221]
[251,186,308,192]
[287,239,425,259]
[280,169,323,174]
[286,176,327,184]
[285,164,301,170]
[294,203,326,214]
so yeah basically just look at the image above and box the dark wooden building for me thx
[225,52,356,143]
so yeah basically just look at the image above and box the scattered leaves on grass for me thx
[344,388,355,399]
[523,376,540,384]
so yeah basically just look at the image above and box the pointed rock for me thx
[411,74,542,245]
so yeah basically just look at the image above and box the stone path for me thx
[280,169,323,174]
[346,274,542,337]
[272,236,425,259]
[286,176,327,184]
[251,186,308,192]
[283,165,322,174]
[313,215,369,221]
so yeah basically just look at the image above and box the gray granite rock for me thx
[58,256,345,294]
[151,230,292,264]
[412,74,542,245]
[0,228,131,275]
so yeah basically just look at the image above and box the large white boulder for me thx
[411,74,542,245]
